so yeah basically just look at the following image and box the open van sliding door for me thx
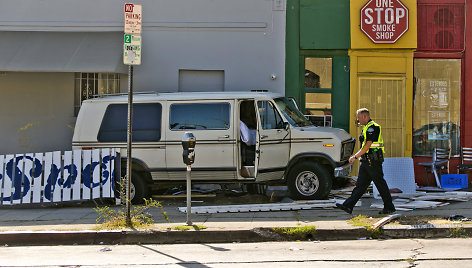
[165,100,236,181]
[254,100,290,182]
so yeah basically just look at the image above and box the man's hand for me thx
[349,156,356,164]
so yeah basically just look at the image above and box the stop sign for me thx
[360,0,409,44]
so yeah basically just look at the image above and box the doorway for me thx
[357,77,406,157]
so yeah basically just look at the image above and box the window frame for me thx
[169,102,231,131]
[97,102,162,142]
[412,56,463,157]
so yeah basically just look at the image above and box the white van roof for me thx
[83,91,284,103]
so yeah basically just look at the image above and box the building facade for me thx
[286,0,471,185]
[0,0,286,154]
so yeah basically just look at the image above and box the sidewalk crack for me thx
[407,238,425,268]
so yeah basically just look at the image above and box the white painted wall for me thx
[0,0,286,154]
[0,0,286,93]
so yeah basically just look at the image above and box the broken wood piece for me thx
[371,213,401,230]
[153,193,216,198]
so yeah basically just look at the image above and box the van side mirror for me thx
[284,121,289,130]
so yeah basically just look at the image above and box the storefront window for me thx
[304,58,332,127]
[305,58,332,89]
[413,59,461,156]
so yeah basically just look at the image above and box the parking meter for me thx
[182,132,196,165]
[181,132,196,225]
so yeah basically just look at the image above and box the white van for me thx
[73,91,355,203]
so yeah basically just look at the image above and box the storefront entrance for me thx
[357,77,406,158]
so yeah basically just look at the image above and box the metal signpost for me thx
[123,3,142,225]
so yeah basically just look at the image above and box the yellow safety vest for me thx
[362,120,385,153]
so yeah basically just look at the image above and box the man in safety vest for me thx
[336,108,396,214]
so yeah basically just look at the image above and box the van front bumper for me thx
[334,163,352,178]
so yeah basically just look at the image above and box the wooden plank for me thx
[178,199,337,214]
[62,151,72,202]
[0,155,6,205]
[52,151,62,202]
[12,154,24,204]
[31,153,43,203]
[101,148,112,198]
[82,150,92,200]
[371,214,401,230]
[92,149,101,199]
[153,194,217,199]
[21,153,34,204]
[72,150,82,201]
[43,152,53,203]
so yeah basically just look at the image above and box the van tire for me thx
[287,162,332,200]
[118,172,150,204]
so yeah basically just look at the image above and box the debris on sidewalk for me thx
[443,215,472,222]
[178,199,337,214]
[371,191,472,211]
[371,213,401,230]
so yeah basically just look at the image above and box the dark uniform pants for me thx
[343,160,395,211]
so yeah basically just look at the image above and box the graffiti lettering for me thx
[1,152,116,203]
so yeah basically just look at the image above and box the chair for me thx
[417,148,450,188]
[457,147,472,174]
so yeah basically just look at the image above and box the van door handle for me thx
[261,135,268,139]
[218,135,230,139]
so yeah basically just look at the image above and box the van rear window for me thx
[98,103,162,142]
[170,103,230,130]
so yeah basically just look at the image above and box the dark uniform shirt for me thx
[359,119,381,146]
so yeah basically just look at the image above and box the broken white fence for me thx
[0,149,120,205]
[178,200,337,214]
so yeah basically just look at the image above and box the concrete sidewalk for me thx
[1,195,472,246]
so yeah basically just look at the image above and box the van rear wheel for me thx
[287,162,332,200]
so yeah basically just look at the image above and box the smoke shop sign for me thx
[361,0,409,43]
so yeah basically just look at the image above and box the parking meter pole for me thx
[186,165,192,226]
[126,65,133,226]
[181,132,196,226]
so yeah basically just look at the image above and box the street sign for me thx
[123,34,142,65]
[124,3,142,34]
[360,0,409,44]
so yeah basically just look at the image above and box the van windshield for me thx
[274,98,312,127]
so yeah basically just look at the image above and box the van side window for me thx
[258,101,284,129]
[98,103,162,142]
[170,103,230,130]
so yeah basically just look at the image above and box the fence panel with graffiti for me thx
[0,148,120,206]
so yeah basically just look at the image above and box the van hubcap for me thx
[295,171,319,196]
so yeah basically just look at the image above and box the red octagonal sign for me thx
[361,0,409,44]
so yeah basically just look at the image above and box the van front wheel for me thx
[287,162,332,200]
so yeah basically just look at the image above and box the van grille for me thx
[341,139,356,161]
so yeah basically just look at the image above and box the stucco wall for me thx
[0,0,286,93]
[0,72,75,154]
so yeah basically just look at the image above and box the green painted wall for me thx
[285,0,351,131]
[300,0,350,49]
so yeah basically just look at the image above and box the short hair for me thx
[356,108,370,116]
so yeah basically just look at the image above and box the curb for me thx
[2,226,471,246]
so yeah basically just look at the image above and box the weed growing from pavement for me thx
[347,215,384,238]
[172,225,207,231]
[347,215,377,228]
[94,179,169,230]
[449,226,469,238]
[271,226,317,240]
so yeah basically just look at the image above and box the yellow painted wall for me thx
[349,50,414,157]
[351,0,417,49]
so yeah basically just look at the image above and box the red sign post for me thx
[360,0,409,44]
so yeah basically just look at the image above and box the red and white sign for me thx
[360,0,409,44]
[124,3,142,34]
